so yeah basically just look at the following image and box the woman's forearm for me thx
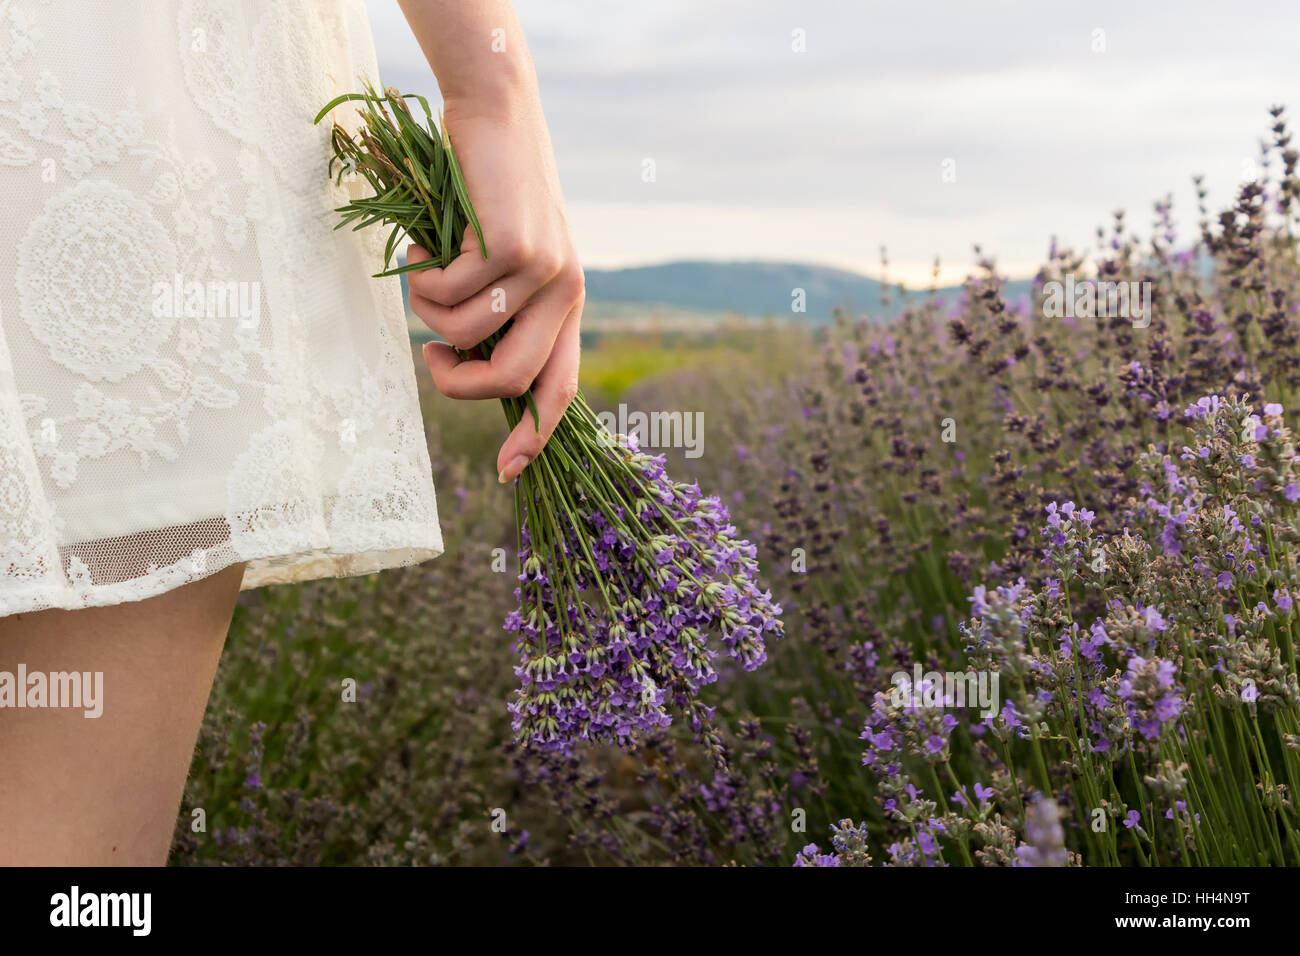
[396,0,539,117]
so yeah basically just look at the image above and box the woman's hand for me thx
[399,1,584,485]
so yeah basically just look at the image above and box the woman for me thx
[0,0,583,865]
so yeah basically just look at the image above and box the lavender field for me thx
[171,110,1300,867]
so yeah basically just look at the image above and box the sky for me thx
[365,0,1300,286]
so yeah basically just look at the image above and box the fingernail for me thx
[498,455,531,483]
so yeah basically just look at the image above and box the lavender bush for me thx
[587,107,1300,866]
[176,107,1300,867]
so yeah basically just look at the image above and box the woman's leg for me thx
[0,562,246,866]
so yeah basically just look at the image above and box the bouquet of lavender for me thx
[314,83,783,759]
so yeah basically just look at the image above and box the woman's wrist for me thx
[439,56,538,123]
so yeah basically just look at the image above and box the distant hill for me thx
[402,258,1038,333]
[582,260,1036,322]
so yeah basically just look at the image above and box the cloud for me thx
[366,0,1300,284]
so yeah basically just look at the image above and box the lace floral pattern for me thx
[18,180,180,382]
[0,0,442,615]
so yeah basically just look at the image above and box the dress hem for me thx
[0,526,443,617]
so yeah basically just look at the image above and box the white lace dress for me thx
[0,0,442,615]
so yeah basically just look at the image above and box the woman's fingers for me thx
[404,232,510,307]
[409,271,542,351]
[420,295,582,484]
[420,278,573,399]
[495,301,582,483]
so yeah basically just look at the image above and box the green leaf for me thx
[312,92,370,125]
[374,257,442,278]
[524,391,541,433]
[442,128,487,260]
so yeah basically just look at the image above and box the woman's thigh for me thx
[0,562,246,866]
